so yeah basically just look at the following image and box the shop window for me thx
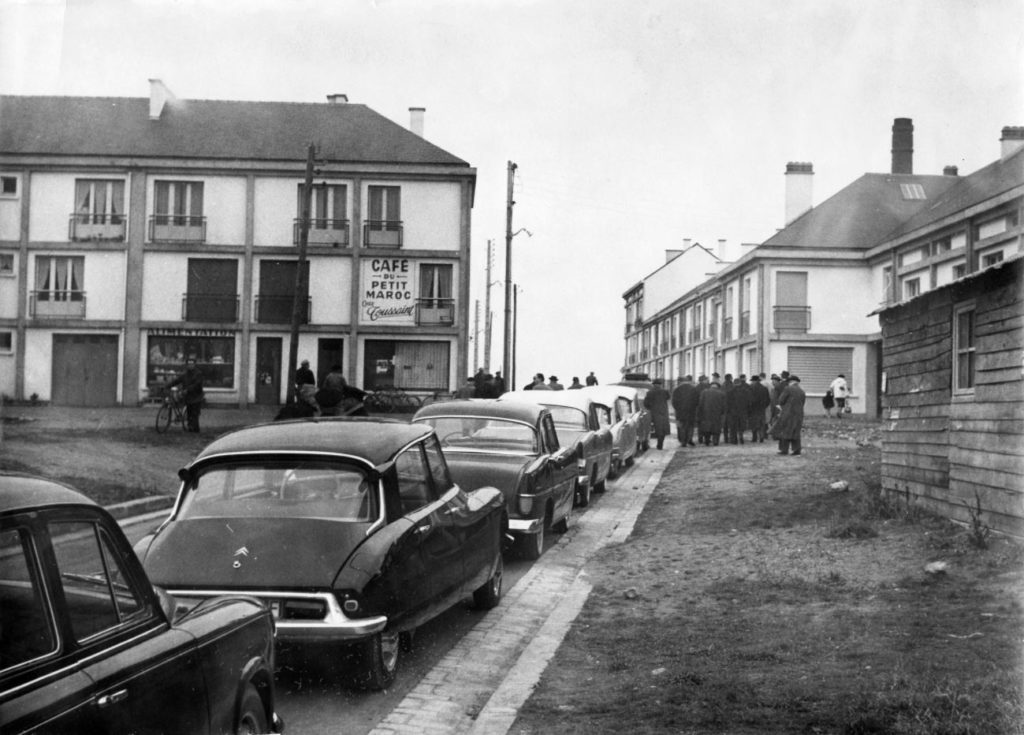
[148,335,235,390]
[363,339,449,392]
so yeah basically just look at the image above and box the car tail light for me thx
[518,495,534,515]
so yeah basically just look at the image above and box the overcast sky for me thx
[2,0,1022,387]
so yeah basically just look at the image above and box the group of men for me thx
[668,372,807,456]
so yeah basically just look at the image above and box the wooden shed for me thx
[879,256,1023,538]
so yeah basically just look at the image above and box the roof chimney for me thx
[891,118,914,174]
[326,93,348,104]
[148,79,176,120]
[409,107,425,137]
[1000,126,1024,158]
[717,238,729,262]
[943,165,959,176]
[784,162,814,225]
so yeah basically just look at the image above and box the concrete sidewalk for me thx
[370,442,677,735]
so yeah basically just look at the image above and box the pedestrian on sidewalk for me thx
[747,374,771,443]
[829,373,849,417]
[697,377,725,446]
[771,374,806,455]
[644,378,672,449]
[671,374,698,446]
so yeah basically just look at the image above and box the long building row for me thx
[0,82,475,406]
[622,118,1023,417]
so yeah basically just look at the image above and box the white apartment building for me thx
[0,82,476,407]
[623,119,1024,416]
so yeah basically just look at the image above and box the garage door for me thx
[52,334,118,406]
[786,347,853,394]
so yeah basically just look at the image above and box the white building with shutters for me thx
[0,83,476,407]
[622,119,1024,416]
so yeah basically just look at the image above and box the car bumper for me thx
[170,589,388,642]
[508,517,543,535]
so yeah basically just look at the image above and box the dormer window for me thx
[899,183,926,200]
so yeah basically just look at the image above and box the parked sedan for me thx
[413,400,577,561]
[498,389,613,507]
[135,418,506,691]
[0,473,282,735]
[580,386,639,476]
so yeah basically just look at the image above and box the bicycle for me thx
[364,387,425,414]
[155,387,188,433]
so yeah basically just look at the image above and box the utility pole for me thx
[286,142,315,404]
[484,239,493,371]
[473,299,480,371]
[503,161,517,387]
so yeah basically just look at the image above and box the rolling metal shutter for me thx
[786,347,853,393]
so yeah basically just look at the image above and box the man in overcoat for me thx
[771,374,806,455]
[747,375,771,443]
[726,374,751,444]
[671,375,698,447]
[644,378,672,449]
[696,378,726,446]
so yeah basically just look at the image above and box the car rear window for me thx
[419,417,539,454]
[544,406,588,430]
[179,461,377,521]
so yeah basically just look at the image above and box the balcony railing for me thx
[722,317,734,342]
[69,213,125,241]
[181,294,239,322]
[30,291,86,318]
[416,298,455,325]
[294,219,350,247]
[773,305,811,332]
[363,220,403,247]
[255,294,310,324]
[150,215,207,243]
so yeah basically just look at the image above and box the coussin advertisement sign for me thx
[361,258,416,325]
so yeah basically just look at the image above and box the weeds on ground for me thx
[962,491,993,550]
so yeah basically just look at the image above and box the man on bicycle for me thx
[169,356,205,432]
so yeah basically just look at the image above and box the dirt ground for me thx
[512,419,1024,734]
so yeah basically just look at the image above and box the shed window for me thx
[954,305,976,393]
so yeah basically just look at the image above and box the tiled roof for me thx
[886,148,1024,239]
[763,172,959,250]
[0,95,470,167]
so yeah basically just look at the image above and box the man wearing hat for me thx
[295,359,318,412]
[747,374,771,442]
[644,377,672,449]
[771,374,806,455]
[548,375,564,391]
[671,374,698,447]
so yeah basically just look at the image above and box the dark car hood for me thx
[142,517,371,589]
[443,451,529,498]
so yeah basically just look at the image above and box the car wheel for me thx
[473,553,503,609]
[235,684,268,735]
[518,525,545,561]
[356,630,400,690]
[553,505,571,534]
[625,454,635,467]
[594,473,607,493]
[576,477,591,508]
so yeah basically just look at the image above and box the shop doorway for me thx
[316,338,344,385]
[255,337,282,405]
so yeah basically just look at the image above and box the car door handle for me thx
[97,689,129,707]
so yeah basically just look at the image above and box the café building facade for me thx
[0,83,475,406]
